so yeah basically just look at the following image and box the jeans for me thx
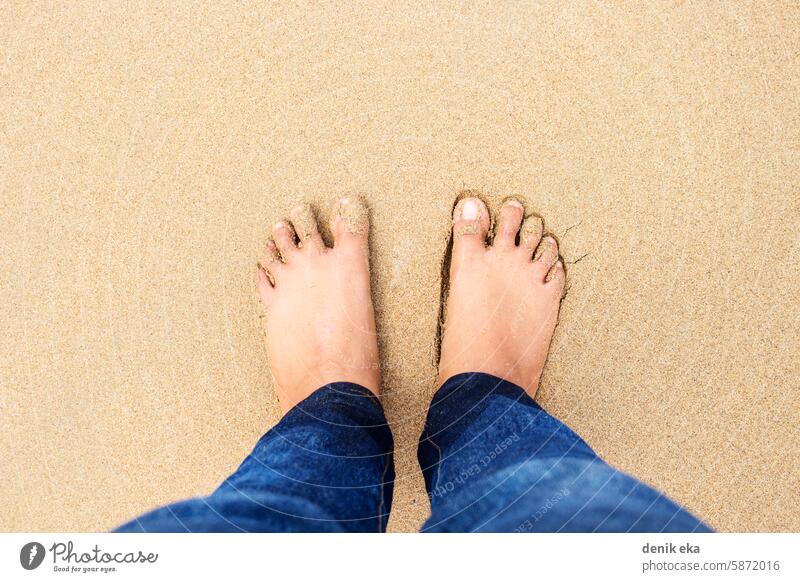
[115,373,711,532]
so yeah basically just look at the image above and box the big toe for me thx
[451,195,490,261]
[331,195,370,256]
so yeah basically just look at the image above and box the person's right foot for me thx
[256,196,380,414]
[438,195,565,398]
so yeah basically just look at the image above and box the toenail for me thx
[545,261,564,282]
[459,199,480,220]
[335,195,369,235]
[274,221,285,230]
[504,199,524,210]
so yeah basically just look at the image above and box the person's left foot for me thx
[256,196,380,414]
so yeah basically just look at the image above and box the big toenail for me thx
[336,195,369,235]
[460,199,480,220]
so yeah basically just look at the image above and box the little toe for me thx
[545,259,566,295]
[532,235,559,281]
[256,240,280,308]
[331,195,370,255]
[519,214,544,255]
[256,265,275,308]
[494,199,525,250]
[290,204,325,252]
[451,195,490,260]
[273,220,299,260]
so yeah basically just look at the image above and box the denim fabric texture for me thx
[418,373,711,532]
[116,383,393,532]
[116,373,710,533]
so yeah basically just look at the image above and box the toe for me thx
[256,241,279,308]
[256,265,275,308]
[260,238,281,266]
[290,204,325,253]
[545,259,566,294]
[494,199,525,250]
[259,239,281,280]
[451,195,490,259]
[273,220,298,259]
[331,195,369,255]
[519,214,544,255]
[532,235,559,281]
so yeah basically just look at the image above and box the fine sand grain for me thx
[1,1,798,532]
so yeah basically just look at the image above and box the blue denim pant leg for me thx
[115,383,394,532]
[418,372,712,533]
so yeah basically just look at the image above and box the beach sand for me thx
[1,1,798,532]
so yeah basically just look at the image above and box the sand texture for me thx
[1,1,798,532]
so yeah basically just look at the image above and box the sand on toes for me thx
[256,195,380,414]
[438,195,565,398]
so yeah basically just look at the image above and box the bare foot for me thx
[438,195,565,398]
[256,196,379,413]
